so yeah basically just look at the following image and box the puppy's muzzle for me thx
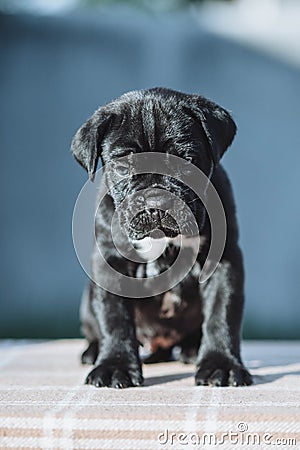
[129,209,179,239]
[128,189,184,239]
[143,188,176,211]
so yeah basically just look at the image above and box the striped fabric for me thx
[0,340,299,449]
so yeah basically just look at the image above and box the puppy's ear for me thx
[184,96,237,165]
[71,109,112,181]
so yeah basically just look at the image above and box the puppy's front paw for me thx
[85,358,143,389]
[195,353,252,387]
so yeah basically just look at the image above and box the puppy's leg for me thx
[81,341,99,365]
[180,330,202,364]
[80,283,100,365]
[85,285,143,388]
[195,246,252,387]
[143,347,174,364]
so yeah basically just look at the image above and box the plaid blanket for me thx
[0,340,299,449]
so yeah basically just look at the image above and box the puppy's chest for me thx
[133,236,204,347]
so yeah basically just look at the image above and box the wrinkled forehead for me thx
[101,98,193,160]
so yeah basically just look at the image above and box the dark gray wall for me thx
[1,8,299,338]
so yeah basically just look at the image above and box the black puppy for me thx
[72,88,252,388]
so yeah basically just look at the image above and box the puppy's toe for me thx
[128,368,144,387]
[110,369,132,389]
[85,366,111,387]
[110,368,143,388]
[208,369,229,387]
[195,353,252,387]
[195,368,229,387]
[194,368,213,386]
[85,362,143,389]
[228,367,253,387]
[195,366,252,387]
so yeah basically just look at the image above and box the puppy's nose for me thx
[145,190,174,210]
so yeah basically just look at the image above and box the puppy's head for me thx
[71,88,236,240]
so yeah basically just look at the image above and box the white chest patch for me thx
[132,234,203,263]
[132,236,167,262]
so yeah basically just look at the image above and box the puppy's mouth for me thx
[128,209,179,240]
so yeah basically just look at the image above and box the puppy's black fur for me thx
[72,88,252,388]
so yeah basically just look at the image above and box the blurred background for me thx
[1,0,299,339]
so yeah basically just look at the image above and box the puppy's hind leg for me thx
[179,330,202,364]
[81,341,99,365]
[80,283,100,365]
[143,346,174,364]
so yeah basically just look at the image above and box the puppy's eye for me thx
[114,163,130,177]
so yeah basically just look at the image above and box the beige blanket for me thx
[0,340,299,449]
